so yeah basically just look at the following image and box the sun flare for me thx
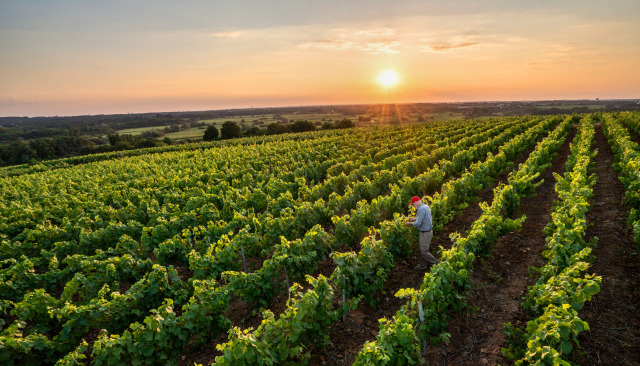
[379,70,398,86]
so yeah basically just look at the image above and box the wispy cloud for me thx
[211,31,242,38]
[526,44,578,67]
[351,29,396,37]
[525,60,554,67]
[298,28,400,54]
[550,43,575,56]
[423,35,482,52]
[360,41,400,54]
[298,39,355,50]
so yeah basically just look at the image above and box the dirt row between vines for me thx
[176,126,556,366]
[424,123,640,366]
[569,123,640,366]
[417,125,576,366]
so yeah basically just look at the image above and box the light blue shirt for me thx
[413,204,433,231]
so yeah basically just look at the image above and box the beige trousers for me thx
[419,230,438,266]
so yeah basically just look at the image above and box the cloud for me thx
[550,43,575,56]
[211,31,242,37]
[423,36,482,52]
[351,29,396,37]
[298,39,355,50]
[526,44,579,67]
[525,60,554,67]
[361,41,400,54]
[298,28,400,54]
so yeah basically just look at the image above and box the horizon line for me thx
[2,98,639,119]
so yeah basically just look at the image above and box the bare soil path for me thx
[423,126,577,366]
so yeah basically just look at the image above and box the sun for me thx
[379,70,398,86]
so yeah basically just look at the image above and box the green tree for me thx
[290,120,316,133]
[243,127,261,136]
[334,119,355,129]
[8,141,36,164]
[107,133,121,146]
[221,121,241,139]
[321,122,335,130]
[134,139,158,149]
[203,125,219,141]
[266,123,289,135]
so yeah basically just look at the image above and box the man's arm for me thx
[405,216,416,226]
[413,207,425,228]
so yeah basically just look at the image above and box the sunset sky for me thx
[1,0,639,117]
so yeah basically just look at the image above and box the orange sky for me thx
[1,1,639,116]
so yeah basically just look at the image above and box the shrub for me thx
[335,119,356,129]
[202,125,219,141]
[221,121,241,139]
[290,120,316,133]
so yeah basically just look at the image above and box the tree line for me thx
[203,119,355,141]
[0,115,202,142]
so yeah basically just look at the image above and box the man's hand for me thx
[407,217,417,222]
[405,221,414,227]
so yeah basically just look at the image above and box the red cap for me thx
[409,196,421,207]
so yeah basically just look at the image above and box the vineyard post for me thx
[418,301,427,356]
[241,244,247,273]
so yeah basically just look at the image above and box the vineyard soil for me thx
[424,126,577,365]
[570,123,640,366]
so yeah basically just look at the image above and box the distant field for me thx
[107,125,209,141]
[112,112,466,140]
[537,104,603,110]
[198,112,346,127]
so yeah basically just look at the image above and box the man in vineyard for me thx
[406,196,439,270]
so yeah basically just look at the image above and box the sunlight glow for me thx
[379,70,398,86]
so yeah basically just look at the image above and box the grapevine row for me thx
[0,126,364,178]
[353,115,575,364]
[211,117,565,364]
[611,111,640,249]
[220,117,546,310]
[0,115,601,366]
[0,120,477,364]
[503,116,600,365]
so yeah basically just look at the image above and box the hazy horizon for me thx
[1,0,639,117]
[3,98,640,119]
